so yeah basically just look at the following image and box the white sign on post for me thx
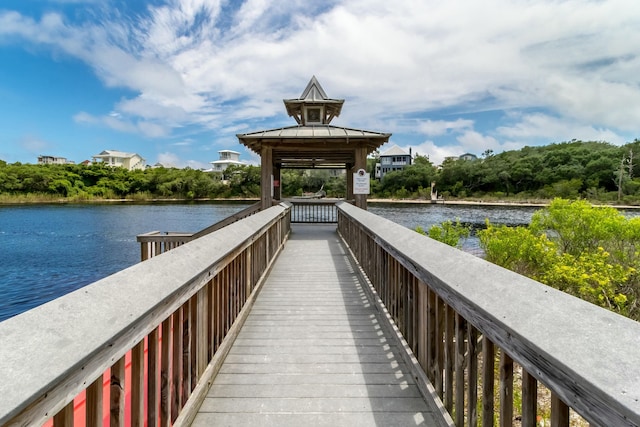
[353,168,370,194]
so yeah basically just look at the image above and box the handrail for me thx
[337,201,640,427]
[136,202,261,260]
[287,198,339,223]
[192,202,261,238]
[0,203,291,426]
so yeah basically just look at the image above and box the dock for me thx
[192,224,446,426]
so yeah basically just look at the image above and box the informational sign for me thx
[353,168,370,194]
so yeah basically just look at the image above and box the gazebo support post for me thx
[261,147,273,209]
[354,146,367,210]
[346,163,354,202]
[273,165,281,202]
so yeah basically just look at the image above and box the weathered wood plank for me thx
[192,225,448,427]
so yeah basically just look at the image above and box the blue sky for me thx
[1,0,639,168]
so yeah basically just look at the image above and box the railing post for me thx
[86,376,103,427]
[161,318,172,426]
[482,337,495,427]
[551,393,570,427]
[522,369,538,427]
[132,340,145,426]
[110,357,125,426]
[455,313,465,427]
[500,352,513,427]
[53,401,73,427]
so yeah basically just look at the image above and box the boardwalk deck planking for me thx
[192,224,445,426]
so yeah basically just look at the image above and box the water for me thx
[2,201,638,322]
[369,202,539,230]
[0,201,252,322]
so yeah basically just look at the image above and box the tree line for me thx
[373,139,640,203]
[0,162,261,201]
[1,139,640,203]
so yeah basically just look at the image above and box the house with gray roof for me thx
[375,145,412,179]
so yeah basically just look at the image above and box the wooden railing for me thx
[137,202,261,261]
[288,199,339,223]
[337,201,640,427]
[0,203,291,427]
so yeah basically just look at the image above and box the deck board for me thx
[192,224,445,426]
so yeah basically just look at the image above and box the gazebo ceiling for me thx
[236,76,391,169]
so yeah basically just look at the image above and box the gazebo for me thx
[237,76,391,210]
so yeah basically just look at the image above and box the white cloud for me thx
[456,131,501,153]
[498,113,626,144]
[418,119,474,137]
[74,111,171,137]
[402,141,461,167]
[156,151,210,170]
[21,135,50,154]
[3,0,640,164]
[156,152,181,168]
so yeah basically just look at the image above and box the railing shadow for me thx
[291,224,446,426]
[337,201,640,427]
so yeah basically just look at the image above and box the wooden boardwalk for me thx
[192,224,447,426]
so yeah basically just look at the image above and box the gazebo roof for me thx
[237,125,390,169]
[238,124,390,140]
[283,76,344,125]
[236,76,391,169]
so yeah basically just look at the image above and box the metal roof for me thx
[237,125,391,169]
[380,145,410,156]
[238,125,390,140]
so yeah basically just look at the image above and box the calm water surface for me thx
[1,201,638,322]
[0,202,252,321]
[369,202,539,229]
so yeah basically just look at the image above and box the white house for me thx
[38,155,73,165]
[210,150,246,173]
[375,145,412,179]
[92,150,146,171]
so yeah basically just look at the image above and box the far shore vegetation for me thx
[2,139,640,206]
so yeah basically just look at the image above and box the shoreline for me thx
[367,198,640,209]
[367,198,549,207]
[1,196,639,209]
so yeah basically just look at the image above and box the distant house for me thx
[92,150,146,171]
[375,145,412,179]
[210,150,246,173]
[459,153,478,161]
[38,155,73,165]
[444,153,479,163]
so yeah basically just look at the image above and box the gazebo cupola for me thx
[237,76,391,210]
[283,76,344,126]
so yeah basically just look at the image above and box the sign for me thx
[353,168,370,194]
